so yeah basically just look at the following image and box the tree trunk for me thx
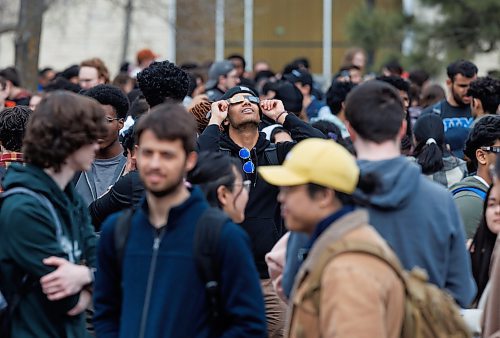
[365,0,376,70]
[15,0,44,93]
[121,0,133,66]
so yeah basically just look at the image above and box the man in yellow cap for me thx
[259,138,404,338]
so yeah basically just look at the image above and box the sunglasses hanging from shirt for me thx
[239,147,255,174]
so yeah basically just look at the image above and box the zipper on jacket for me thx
[138,228,166,338]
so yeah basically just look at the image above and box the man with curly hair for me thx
[0,91,107,337]
[0,105,32,190]
[450,115,500,238]
[76,84,130,207]
[468,76,500,121]
[137,60,190,108]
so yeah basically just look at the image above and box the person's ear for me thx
[185,151,198,172]
[316,189,335,208]
[446,78,452,89]
[216,185,229,207]
[346,121,357,142]
[476,148,488,166]
[398,119,408,141]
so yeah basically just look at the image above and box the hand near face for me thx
[209,100,229,125]
[260,99,286,122]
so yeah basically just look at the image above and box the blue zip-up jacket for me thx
[282,157,476,308]
[93,187,267,338]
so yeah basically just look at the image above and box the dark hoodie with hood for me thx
[282,157,476,308]
[197,113,324,278]
[0,164,96,338]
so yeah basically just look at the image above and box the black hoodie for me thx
[197,113,324,277]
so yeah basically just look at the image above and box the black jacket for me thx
[197,114,324,277]
[88,170,145,231]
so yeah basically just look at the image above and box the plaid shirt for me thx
[0,152,24,192]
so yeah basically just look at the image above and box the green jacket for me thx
[0,164,97,338]
[450,175,489,239]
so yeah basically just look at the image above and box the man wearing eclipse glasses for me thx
[197,86,324,337]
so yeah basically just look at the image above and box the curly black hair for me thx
[467,77,500,115]
[23,91,107,172]
[464,115,500,170]
[0,105,32,152]
[137,61,189,107]
[81,84,129,119]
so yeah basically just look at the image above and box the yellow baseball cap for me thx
[258,138,360,194]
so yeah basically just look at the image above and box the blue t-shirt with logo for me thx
[421,100,473,157]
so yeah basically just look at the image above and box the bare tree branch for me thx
[0,23,17,34]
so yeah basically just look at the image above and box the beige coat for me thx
[285,209,404,338]
[482,236,500,338]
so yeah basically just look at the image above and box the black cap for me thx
[284,69,313,87]
[221,86,258,100]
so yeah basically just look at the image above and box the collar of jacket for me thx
[220,129,271,154]
[297,209,369,278]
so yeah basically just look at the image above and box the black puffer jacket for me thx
[197,114,324,277]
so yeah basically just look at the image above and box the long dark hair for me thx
[469,186,495,304]
[187,152,243,208]
[413,114,445,174]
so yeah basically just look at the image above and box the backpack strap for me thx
[219,147,231,157]
[220,144,279,166]
[264,143,279,165]
[451,187,487,200]
[302,240,407,311]
[113,208,135,271]
[1,187,64,254]
[431,101,443,115]
[193,207,229,321]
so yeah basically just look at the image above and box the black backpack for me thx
[113,207,229,321]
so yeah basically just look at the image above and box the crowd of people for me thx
[0,46,499,338]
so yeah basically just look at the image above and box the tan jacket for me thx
[285,209,404,338]
[482,236,500,338]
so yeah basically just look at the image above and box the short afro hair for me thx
[464,115,500,170]
[82,84,129,119]
[0,105,32,152]
[467,77,500,115]
[137,61,189,107]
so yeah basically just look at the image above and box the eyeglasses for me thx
[481,146,500,154]
[234,180,252,192]
[227,95,260,105]
[239,147,255,174]
[105,116,121,123]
